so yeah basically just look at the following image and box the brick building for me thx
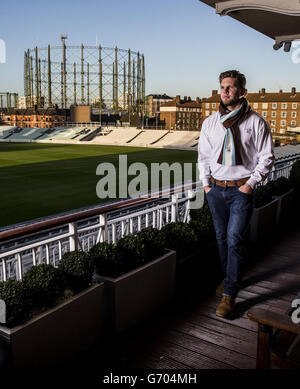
[145,94,173,118]
[202,88,300,135]
[160,95,202,131]
[0,107,70,128]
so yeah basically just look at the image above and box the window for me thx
[281,111,287,118]
[262,111,267,118]
[271,111,276,118]
[262,103,268,109]
[291,120,296,127]
[292,103,298,109]
[205,110,210,116]
[253,103,258,109]
[271,120,276,126]
[212,103,216,109]
[280,120,286,126]
[292,112,297,118]
[205,103,210,108]
[272,103,277,109]
[281,103,287,109]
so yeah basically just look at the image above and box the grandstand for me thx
[0,125,300,156]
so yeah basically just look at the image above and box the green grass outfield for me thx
[0,142,197,228]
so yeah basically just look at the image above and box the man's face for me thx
[220,77,245,108]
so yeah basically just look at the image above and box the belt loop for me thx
[213,179,216,187]
[224,180,227,190]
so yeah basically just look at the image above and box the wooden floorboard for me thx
[113,221,300,370]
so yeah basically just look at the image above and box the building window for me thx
[292,111,297,118]
[205,103,210,108]
[292,103,298,109]
[271,111,276,118]
[262,103,268,109]
[212,103,216,109]
[262,111,267,118]
[281,103,287,109]
[253,103,258,109]
[280,120,286,126]
[272,103,277,109]
[205,110,210,116]
[281,111,287,118]
[271,120,276,126]
[291,120,296,127]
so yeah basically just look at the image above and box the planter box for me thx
[250,198,279,242]
[273,188,295,225]
[0,282,105,368]
[94,249,176,335]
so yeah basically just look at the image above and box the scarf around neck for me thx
[217,97,251,166]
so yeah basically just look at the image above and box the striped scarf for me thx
[217,97,251,166]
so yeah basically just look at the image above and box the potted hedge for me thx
[267,176,294,225]
[250,182,279,242]
[0,252,105,368]
[89,227,176,335]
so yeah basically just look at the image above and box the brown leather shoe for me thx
[215,282,223,298]
[216,296,235,318]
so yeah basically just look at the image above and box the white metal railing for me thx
[0,185,198,282]
[0,154,299,282]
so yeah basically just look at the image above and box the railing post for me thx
[185,190,194,223]
[69,222,79,251]
[97,214,108,243]
[171,194,178,222]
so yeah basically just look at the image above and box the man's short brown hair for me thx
[219,70,246,89]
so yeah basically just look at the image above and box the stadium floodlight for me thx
[284,41,292,52]
[273,42,283,50]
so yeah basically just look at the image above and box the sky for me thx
[0,0,300,99]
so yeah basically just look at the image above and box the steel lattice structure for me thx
[24,41,145,114]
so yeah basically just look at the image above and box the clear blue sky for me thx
[1,0,299,99]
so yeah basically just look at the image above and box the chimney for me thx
[279,89,283,93]
[212,90,218,95]
[175,95,180,104]
[196,97,201,103]
[184,96,187,101]
[292,87,296,96]
[188,96,191,101]
[261,88,266,96]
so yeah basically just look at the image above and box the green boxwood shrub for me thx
[136,227,165,259]
[0,279,28,328]
[90,228,166,278]
[254,184,273,208]
[116,234,147,271]
[58,250,94,293]
[266,176,292,197]
[23,264,66,309]
[89,242,121,278]
[159,222,197,261]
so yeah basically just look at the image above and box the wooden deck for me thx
[101,220,300,371]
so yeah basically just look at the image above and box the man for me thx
[198,70,274,318]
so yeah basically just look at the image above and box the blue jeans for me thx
[206,183,254,297]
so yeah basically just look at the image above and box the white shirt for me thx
[197,110,275,189]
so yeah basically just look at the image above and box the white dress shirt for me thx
[197,110,275,189]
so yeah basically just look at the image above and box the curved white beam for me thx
[216,0,300,17]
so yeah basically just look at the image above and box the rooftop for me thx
[199,1,300,50]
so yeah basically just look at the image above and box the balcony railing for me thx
[0,155,299,282]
